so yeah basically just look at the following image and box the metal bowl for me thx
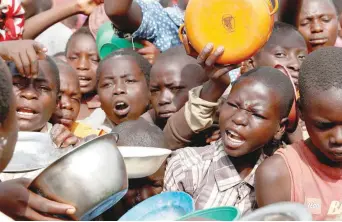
[29,133,128,221]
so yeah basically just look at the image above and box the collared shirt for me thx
[132,0,183,51]
[163,139,265,215]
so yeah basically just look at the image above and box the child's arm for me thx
[0,40,47,77]
[255,155,292,207]
[23,0,102,40]
[104,0,142,33]
[164,44,232,150]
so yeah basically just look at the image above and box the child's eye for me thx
[100,82,113,88]
[68,56,77,61]
[170,86,184,93]
[39,86,51,92]
[150,88,160,93]
[91,58,100,63]
[253,113,266,119]
[315,121,335,130]
[298,55,306,60]
[13,82,24,88]
[300,19,310,26]
[125,79,137,84]
[72,97,81,103]
[275,52,286,58]
[227,102,238,109]
[321,16,331,23]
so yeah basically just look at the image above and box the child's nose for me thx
[113,81,127,95]
[20,86,38,100]
[232,110,248,126]
[158,89,172,105]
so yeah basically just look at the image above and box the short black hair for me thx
[112,118,168,148]
[96,48,152,84]
[7,56,60,94]
[264,21,305,48]
[299,47,342,107]
[235,67,295,118]
[0,59,12,124]
[153,45,207,83]
[65,27,94,53]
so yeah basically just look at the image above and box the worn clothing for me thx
[132,0,183,51]
[276,141,342,220]
[164,139,264,215]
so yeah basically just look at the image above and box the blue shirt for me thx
[132,0,184,52]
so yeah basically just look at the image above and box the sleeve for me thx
[132,0,165,40]
[163,151,188,192]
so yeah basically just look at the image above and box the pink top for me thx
[276,141,342,221]
[335,37,342,48]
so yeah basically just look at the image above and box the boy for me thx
[164,44,295,215]
[0,57,76,220]
[81,49,151,130]
[66,27,101,120]
[164,65,295,215]
[148,46,208,129]
[50,58,81,129]
[255,47,342,220]
[296,0,338,52]
[245,21,307,88]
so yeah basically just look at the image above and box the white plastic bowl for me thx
[4,132,73,172]
[118,146,172,179]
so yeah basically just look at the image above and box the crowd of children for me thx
[0,0,342,220]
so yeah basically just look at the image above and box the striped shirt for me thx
[163,139,265,216]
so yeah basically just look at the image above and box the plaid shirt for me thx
[163,139,265,216]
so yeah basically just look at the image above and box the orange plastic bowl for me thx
[180,0,278,64]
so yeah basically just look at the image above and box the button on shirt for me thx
[164,139,265,215]
[133,0,183,51]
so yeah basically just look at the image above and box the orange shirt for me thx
[276,141,342,220]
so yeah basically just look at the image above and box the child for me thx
[0,57,76,220]
[104,0,186,52]
[9,57,60,133]
[296,0,338,52]
[164,45,295,215]
[66,27,101,120]
[81,49,151,130]
[148,46,208,129]
[255,47,342,221]
[50,58,81,129]
[102,118,168,220]
[245,21,307,88]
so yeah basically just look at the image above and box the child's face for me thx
[50,65,81,128]
[253,32,307,88]
[219,78,283,157]
[11,61,58,132]
[66,34,99,95]
[301,88,342,163]
[97,56,150,125]
[0,74,18,172]
[150,61,205,122]
[297,0,338,52]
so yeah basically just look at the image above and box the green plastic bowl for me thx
[96,22,143,59]
[177,206,240,221]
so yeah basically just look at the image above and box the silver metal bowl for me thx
[29,133,128,221]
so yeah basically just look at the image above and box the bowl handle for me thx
[268,0,279,15]
[178,24,185,43]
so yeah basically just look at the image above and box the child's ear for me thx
[246,57,256,71]
[274,117,288,140]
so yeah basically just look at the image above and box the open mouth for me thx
[16,107,38,119]
[78,76,92,87]
[224,130,245,149]
[113,101,130,117]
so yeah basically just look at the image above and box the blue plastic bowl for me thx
[118,192,195,221]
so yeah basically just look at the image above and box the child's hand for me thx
[76,0,104,15]
[50,124,80,148]
[0,40,47,78]
[136,40,160,64]
[0,178,76,220]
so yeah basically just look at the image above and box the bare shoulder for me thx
[255,154,291,207]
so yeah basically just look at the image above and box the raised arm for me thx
[104,0,143,33]
[23,0,102,40]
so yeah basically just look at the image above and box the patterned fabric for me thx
[229,67,241,82]
[133,0,183,51]
[164,139,265,216]
[0,0,25,41]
